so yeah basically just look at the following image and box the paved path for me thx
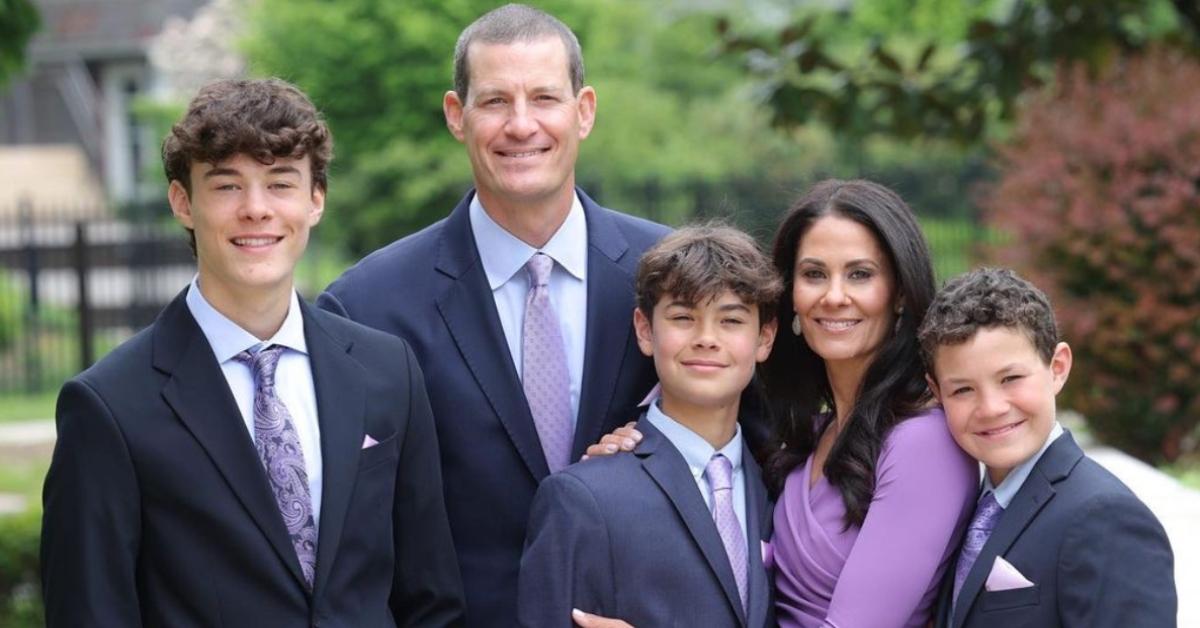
[1,420,1197,623]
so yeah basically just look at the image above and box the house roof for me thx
[30,0,209,61]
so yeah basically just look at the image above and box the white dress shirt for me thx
[185,278,323,531]
[645,401,749,543]
[469,193,588,424]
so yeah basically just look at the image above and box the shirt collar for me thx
[982,421,1064,508]
[185,276,308,364]
[468,192,588,290]
[645,400,743,481]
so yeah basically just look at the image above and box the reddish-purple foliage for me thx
[984,49,1200,462]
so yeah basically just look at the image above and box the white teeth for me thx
[505,150,542,158]
[233,237,278,246]
[819,319,858,330]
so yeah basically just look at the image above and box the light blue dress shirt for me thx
[469,193,588,424]
[981,421,1065,508]
[185,278,323,531]
[645,401,749,543]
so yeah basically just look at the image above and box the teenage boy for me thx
[517,225,780,628]
[41,78,464,627]
[919,267,1176,628]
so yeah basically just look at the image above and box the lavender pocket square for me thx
[361,434,380,449]
[985,556,1034,591]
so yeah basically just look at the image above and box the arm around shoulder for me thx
[390,342,466,626]
[1058,491,1176,628]
[42,378,143,627]
[519,471,615,628]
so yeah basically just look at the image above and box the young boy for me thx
[41,78,463,626]
[919,267,1176,628]
[517,225,780,628]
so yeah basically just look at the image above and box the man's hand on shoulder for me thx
[581,422,642,460]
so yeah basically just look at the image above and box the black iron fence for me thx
[0,198,194,394]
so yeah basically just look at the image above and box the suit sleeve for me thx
[1057,492,1176,628]
[390,343,466,627]
[518,472,615,628]
[41,379,143,627]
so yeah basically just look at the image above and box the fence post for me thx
[19,196,41,392]
[74,220,94,371]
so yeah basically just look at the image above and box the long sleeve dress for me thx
[773,407,978,628]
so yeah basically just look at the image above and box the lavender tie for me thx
[522,253,573,473]
[953,491,1004,601]
[236,345,317,588]
[706,454,747,612]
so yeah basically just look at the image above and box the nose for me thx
[239,184,271,221]
[504,99,538,139]
[978,387,1010,419]
[821,276,849,306]
[692,318,719,349]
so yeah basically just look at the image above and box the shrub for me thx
[983,48,1200,462]
[0,510,42,627]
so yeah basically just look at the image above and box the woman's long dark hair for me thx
[762,179,936,528]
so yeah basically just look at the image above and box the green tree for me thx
[0,0,39,89]
[719,0,1199,145]
[244,0,808,255]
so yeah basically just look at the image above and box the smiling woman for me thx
[761,179,978,627]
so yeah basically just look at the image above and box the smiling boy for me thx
[919,267,1176,628]
[518,225,779,627]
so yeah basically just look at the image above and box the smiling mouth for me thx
[976,420,1025,438]
[682,360,726,369]
[497,148,549,158]
[816,319,860,331]
[231,236,282,247]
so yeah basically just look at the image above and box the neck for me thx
[476,185,575,248]
[825,358,868,430]
[659,396,739,450]
[196,275,292,341]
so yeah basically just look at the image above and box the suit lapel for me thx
[573,191,637,459]
[434,192,550,480]
[303,302,367,597]
[952,433,1084,628]
[742,443,771,628]
[155,292,310,591]
[637,419,747,626]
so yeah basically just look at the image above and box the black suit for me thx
[935,431,1176,628]
[41,290,465,627]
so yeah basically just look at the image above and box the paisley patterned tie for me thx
[522,253,573,473]
[236,345,317,588]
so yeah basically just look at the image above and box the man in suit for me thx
[919,268,1176,628]
[518,226,779,628]
[41,78,464,627]
[319,5,668,626]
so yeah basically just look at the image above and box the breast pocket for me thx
[358,431,399,471]
[980,584,1041,612]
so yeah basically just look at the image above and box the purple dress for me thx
[773,408,977,628]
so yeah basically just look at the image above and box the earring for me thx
[792,314,803,336]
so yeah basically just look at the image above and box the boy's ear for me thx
[755,317,778,363]
[633,307,654,358]
[1049,341,1072,394]
[925,372,942,401]
[168,180,194,228]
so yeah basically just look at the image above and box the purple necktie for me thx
[236,345,317,589]
[706,453,747,611]
[953,491,1004,601]
[522,253,573,473]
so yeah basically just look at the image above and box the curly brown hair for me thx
[918,267,1059,374]
[635,223,781,325]
[162,78,332,194]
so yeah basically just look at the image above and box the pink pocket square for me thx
[361,434,380,449]
[985,556,1035,591]
[761,540,775,571]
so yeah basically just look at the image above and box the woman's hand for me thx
[573,608,634,628]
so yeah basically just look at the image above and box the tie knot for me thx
[706,454,734,492]
[526,253,554,287]
[235,344,284,388]
[971,492,1004,532]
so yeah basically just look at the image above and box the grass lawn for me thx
[1163,456,1200,491]
[0,391,56,423]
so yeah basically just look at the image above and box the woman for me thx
[764,179,976,627]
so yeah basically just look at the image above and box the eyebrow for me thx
[796,257,881,267]
[202,165,302,179]
[941,363,1026,384]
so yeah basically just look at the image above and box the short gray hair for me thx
[452,3,585,100]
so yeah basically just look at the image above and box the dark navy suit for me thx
[518,416,775,628]
[319,189,669,627]
[935,431,1176,628]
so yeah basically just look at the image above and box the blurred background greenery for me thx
[2,0,1199,624]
